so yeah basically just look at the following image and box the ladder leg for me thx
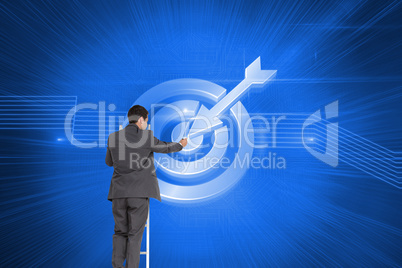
[146,204,150,268]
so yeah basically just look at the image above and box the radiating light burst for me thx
[1,0,401,267]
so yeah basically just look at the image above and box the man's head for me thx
[127,105,149,130]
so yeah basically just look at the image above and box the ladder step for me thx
[140,251,147,255]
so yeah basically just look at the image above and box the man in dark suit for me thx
[105,104,187,268]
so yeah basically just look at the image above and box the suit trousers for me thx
[112,197,149,268]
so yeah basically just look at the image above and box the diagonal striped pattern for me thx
[252,112,402,189]
[312,117,402,189]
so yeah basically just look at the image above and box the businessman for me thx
[105,104,188,268]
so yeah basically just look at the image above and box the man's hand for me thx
[179,137,188,147]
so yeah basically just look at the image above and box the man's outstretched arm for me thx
[149,131,185,153]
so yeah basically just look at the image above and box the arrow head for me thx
[245,57,277,85]
[187,57,276,140]
[187,104,224,139]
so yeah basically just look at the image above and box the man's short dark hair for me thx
[127,105,148,124]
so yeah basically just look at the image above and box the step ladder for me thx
[140,206,150,268]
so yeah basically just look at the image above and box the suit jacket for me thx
[105,122,183,202]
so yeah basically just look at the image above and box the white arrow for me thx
[187,57,276,139]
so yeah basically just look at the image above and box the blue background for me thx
[1,0,401,267]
